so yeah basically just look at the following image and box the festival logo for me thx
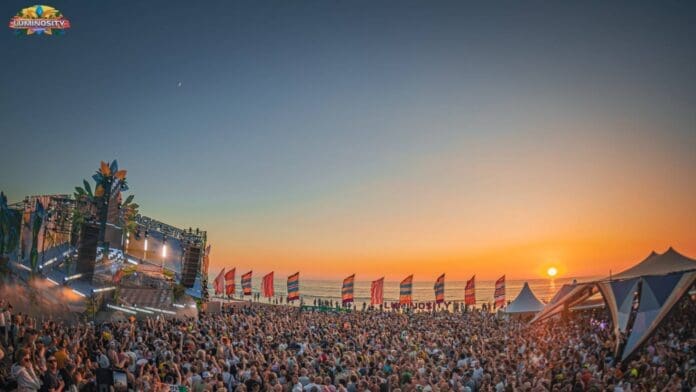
[8,5,71,35]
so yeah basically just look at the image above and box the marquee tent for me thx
[504,282,545,314]
[531,247,696,360]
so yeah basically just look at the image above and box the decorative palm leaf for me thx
[83,180,92,196]
[114,170,127,180]
[100,161,111,177]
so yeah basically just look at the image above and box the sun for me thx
[547,266,558,278]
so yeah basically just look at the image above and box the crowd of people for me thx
[0,295,694,392]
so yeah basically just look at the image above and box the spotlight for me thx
[71,289,87,298]
[92,286,117,293]
[64,273,84,281]
[107,304,136,314]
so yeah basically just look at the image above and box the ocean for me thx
[208,275,594,307]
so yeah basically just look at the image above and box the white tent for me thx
[612,247,696,280]
[504,282,544,314]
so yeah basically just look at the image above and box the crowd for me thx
[0,295,694,392]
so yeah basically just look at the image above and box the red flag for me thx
[465,275,476,305]
[225,268,236,296]
[213,268,225,295]
[262,272,274,298]
[494,275,506,308]
[371,277,384,305]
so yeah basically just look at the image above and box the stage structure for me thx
[125,214,207,294]
[3,160,210,320]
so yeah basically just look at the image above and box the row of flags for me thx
[213,270,508,307]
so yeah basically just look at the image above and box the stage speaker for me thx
[104,225,123,251]
[76,223,99,280]
[181,245,201,288]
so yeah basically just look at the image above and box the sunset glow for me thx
[547,267,558,278]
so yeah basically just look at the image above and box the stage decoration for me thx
[74,160,129,253]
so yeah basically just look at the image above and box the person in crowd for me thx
[12,347,43,391]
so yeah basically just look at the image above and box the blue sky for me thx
[1,1,695,278]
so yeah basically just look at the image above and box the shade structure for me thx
[613,248,696,280]
[532,247,696,360]
[504,282,544,314]
[597,278,640,335]
[621,271,696,360]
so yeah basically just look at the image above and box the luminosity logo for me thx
[8,5,71,35]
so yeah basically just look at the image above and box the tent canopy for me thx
[505,282,544,314]
[613,247,696,280]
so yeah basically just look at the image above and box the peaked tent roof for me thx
[613,248,696,280]
[505,282,545,314]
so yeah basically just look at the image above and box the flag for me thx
[494,275,505,308]
[262,272,274,298]
[242,271,252,295]
[213,268,225,295]
[287,272,300,301]
[434,273,445,304]
[225,268,236,296]
[371,277,384,305]
[342,274,355,304]
[465,275,476,305]
[400,275,413,304]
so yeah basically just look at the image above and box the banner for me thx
[242,271,252,295]
[465,275,476,305]
[371,277,384,305]
[400,275,413,304]
[494,275,505,308]
[262,272,274,298]
[213,268,225,295]
[224,268,235,296]
[342,274,355,304]
[287,272,300,301]
[434,273,445,303]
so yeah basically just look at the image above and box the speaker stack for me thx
[76,223,99,280]
[180,245,201,288]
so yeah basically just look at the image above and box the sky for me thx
[1,1,695,281]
